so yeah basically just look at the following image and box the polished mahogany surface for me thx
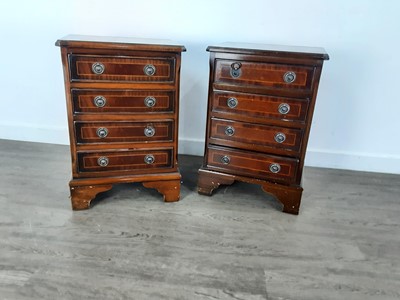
[77,148,173,174]
[211,91,309,123]
[70,55,175,82]
[56,34,186,51]
[209,118,304,154]
[206,146,299,185]
[198,43,329,214]
[207,42,328,59]
[72,90,175,114]
[75,121,174,144]
[214,60,315,91]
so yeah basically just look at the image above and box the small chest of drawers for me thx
[56,35,185,210]
[198,43,329,214]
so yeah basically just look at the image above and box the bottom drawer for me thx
[206,146,298,184]
[77,148,173,175]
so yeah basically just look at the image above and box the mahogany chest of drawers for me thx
[198,43,329,214]
[56,35,185,210]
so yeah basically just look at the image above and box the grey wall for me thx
[1,0,399,174]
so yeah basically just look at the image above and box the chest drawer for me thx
[77,148,173,174]
[75,121,173,144]
[72,90,174,114]
[207,146,298,184]
[214,59,315,92]
[212,91,309,123]
[209,118,303,153]
[69,55,175,82]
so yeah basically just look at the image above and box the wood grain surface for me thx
[0,139,399,300]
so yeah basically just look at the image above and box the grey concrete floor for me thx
[0,139,399,300]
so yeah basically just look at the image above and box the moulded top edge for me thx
[55,34,186,52]
[207,42,329,60]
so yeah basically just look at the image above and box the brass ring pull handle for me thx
[144,64,156,76]
[144,96,156,107]
[144,126,155,137]
[274,132,286,143]
[278,103,290,114]
[92,62,105,75]
[144,154,155,164]
[283,71,296,83]
[227,97,238,108]
[269,163,281,173]
[221,155,230,164]
[97,156,109,167]
[96,127,108,138]
[225,126,235,136]
[93,96,106,107]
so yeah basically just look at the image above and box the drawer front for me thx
[207,146,298,184]
[77,149,173,173]
[72,90,174,114]
[210,118,303,153]
[212,91,309,122]
[69,55,175,82]
[75,121,173,144]
[214,59,315,91]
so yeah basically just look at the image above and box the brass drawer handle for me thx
[96,127,108,138]
[224,126,235,136]
[144,64,156,76]
[227,97,238,108]
[283,71,296,83]
[230,62,242,78]
[274,132,286,143]
[144,154,155,164]
[144,126,155,137]
[92,62,105,75]
[144,96,156,107]
[97,156,109,167]
[278,103,290,114]
[269,163,281,173]
[93,96,106,107]
[221,155,230,164]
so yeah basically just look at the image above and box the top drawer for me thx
[214,59,315,92]
[69,55,175,82]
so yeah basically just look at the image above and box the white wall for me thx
[1,0,399,174]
